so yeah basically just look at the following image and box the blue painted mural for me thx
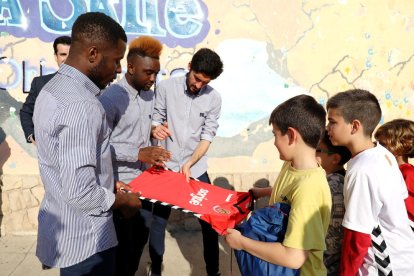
[0,0,209,46]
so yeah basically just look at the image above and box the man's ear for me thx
[127,62,134,75]
[87,46,98,63]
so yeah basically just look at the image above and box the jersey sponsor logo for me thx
[189,188,209,206]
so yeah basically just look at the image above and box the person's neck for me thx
[348,138,375,157]
[396,155,409,166]
[291,152,319,170]
[125,74,142,92]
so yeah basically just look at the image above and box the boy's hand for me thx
[249,187,272,199]
[224,228,244,250]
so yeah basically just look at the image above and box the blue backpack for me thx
[234,202,300,276]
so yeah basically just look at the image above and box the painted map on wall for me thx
[1,0,414,175]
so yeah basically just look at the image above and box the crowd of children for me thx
[225,89,414,275]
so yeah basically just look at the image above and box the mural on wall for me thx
[1,0,414,176]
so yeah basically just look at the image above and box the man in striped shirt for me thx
[33,12,141,275]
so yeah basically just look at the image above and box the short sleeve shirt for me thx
[270,161,332,276]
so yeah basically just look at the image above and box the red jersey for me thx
[128,167,253,234]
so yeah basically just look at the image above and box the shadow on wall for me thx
[0,127,12,236]
[213,176,235,191]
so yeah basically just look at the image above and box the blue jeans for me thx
[60,247,116,276]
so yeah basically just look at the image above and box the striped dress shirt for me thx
[33,64,117,268]
[99,77,155,183]
[152,75,221,178]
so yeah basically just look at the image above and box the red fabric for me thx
[128,167,253,234]
[400,163,414,222]
[340,227,371,276]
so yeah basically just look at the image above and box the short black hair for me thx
[53,36,71,54]
[269,94,326,148]
[320,131,352,165]
[327,89,381,137]
[71,12,127,47]
[190,48,223,80]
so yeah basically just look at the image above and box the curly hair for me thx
[374,119,414,158]
[127,36,163,60]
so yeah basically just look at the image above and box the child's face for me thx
[272,124,291,161]
[327,108,352,146]
[316,141,338,174]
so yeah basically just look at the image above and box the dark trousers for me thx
[60,247,116,276]
[197,172,220,276]
[139,201,171,274]
[113,201,171,276]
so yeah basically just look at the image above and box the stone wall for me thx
[0,175,44,236]
[0,172,278,236]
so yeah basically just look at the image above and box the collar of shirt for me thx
[58,64,101,97]
[119,77,140,100]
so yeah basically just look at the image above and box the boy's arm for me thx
[225,228,309,269]
[249,187,273,199]
[340,227,371,276]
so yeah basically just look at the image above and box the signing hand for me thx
[151,122,172,140]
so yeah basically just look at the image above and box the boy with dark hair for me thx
[151,47,224,276]
[326,89,414,275]
[316,131,351,275]
[225,94,332,275]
